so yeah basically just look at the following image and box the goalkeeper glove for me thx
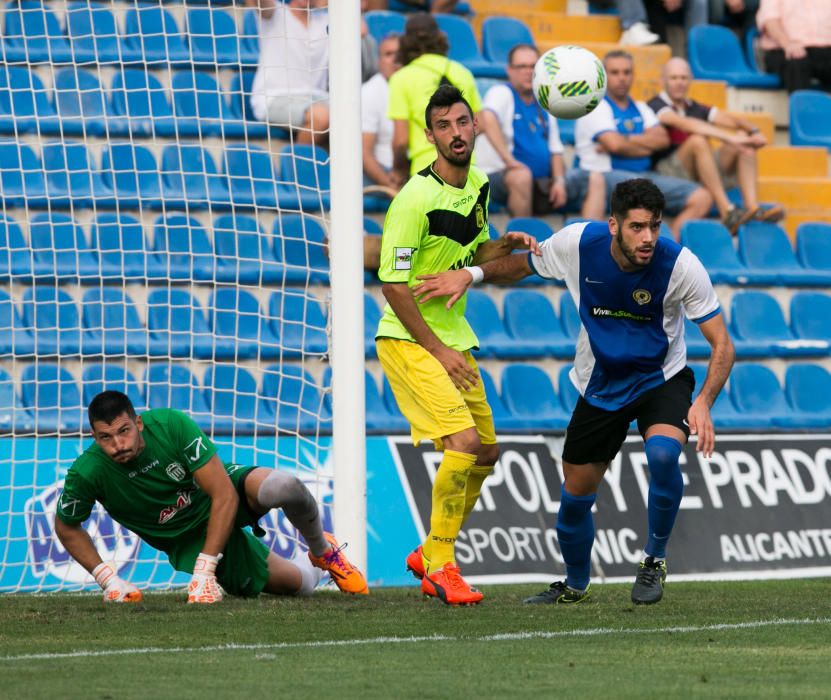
[92,562,143,603]
[187,552,223,604]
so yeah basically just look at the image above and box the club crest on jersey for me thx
[474,203,484,230]
[394,247,414,270]
[166,462,187,481]
[633,289,652,305]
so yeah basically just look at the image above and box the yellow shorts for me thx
[376,337,497,447]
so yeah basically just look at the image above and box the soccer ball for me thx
[532,45,607,120]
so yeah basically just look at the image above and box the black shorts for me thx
[562,367,695,465]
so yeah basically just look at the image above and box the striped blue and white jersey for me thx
[531,221,720,411]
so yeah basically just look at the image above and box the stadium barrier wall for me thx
[4,433,831,592]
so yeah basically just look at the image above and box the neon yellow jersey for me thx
[387,54,483,174]
[376,164,490,351]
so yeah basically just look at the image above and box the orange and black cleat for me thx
[421,562,483,606]
[308,532,369,595]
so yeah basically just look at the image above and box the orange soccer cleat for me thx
[308,532,369,595]
[405,545,426,580]
[421,563,483,606]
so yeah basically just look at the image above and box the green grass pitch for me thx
[1,579,829,699]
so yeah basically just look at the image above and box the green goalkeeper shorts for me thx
[166,466,270,598]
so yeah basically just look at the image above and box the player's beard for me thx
[615,231,654,267]
[437,136,473,167]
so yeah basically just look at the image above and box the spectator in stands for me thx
[709,0,760,42]
[643,0,710,45]
[248,0,329,147]
[476,44,606,219]
[363,34,401,194]
[757,0,831,94]
[648,57,783,233]
[378,1,461,12]
[574,50,712,239]
[388,13,517,184]
[361,0,378,83]
[617,0,661,45]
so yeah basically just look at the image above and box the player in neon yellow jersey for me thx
[55,391,368,604]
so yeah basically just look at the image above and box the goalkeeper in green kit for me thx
[55,391,368,604]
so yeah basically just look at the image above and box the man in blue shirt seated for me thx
[574,50,713,239]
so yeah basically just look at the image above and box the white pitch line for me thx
[2,617,829,663]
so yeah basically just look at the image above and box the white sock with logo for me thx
[293,550,324,596]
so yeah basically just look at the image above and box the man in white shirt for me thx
[362,34,401,193]
[248,0,329,147]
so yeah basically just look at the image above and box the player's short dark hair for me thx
[399,12,448,65]
[424,84,474,130]
[88,390,136,429]
[610,178,665,222]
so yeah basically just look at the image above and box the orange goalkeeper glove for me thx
[187,552,223,604]
[92,562,143,603]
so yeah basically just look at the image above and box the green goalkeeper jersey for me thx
[375,164,491,352]
[56,409,222,553]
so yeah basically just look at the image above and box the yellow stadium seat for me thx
[758,178,831,209]
[469,0,567,13]
[758,146,829,179]
[514,13,621,44]
[689,80,727,110]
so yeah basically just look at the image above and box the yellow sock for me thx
[461,464,494,524]
[426,450,476,573]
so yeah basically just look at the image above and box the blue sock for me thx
[556,486,597,591]
[644,435,684,559]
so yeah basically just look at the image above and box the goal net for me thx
[0,0,365,594]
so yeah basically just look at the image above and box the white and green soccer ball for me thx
[532,45,607,120]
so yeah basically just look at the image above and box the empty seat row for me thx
[0,66,269,138]
[0,140,329,210]
[0,286,328,359]
[681,220,831,286]
[0,362,329,434]
[2,2,260,66]
[0,211,330,284]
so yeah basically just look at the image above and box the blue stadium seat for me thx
[227,71,269,139]
[110,69,180,137]
[260,364,330,434]
[171,72,244,139]
[0,367,34,432]
[795,222,831,282]
[0,66,70,135]
[559,293,580,339]
[65,2,124,64]
[81,363,146,412]
[435,14,504,78]
[501,364,570,430]
[21,286,92,356]
[731,363,826,429]
[161,143,230,209]
[28,212,99,280]
[146,289,217,359]
[322,367,407,434]
[364,10,405,45]
[505,217,554,243]
[20,363,84,433]
[364,292,381,358]
[187,8,256,66]
[240,9,259,59]
[204,364,259,435]
[2,1,73,64]
[684,317,710,358]
[502,289,575,356]
[784,364,831,424]
[272,214,330,284]
[0,139,47,207]
[730,291,823,358]
[476,367,523,432]
[790,292,831,347]
[81,287,163,357]
[209,287,281,360]
[213,213,281,284]
[278,145,331,210]
[381,375,406,426]
[223,143,279,208]
[687,25,780,87]
[122,4,190,65]
[737,221,826,285]
[90,212,154,280]
[481,16,535,64]
[145,364,212,430]
[0,213,33,279]
[152,213,215,282]
[465,289,517,358]
[54,68,126,138]
[41,140,114,208]
[0,288,35,355]
[688,363,744,429]
[557,365,580,413]
[789,90,831,149]
[268,289,328,357]
[680,219,751,285]
[100,142,164,208]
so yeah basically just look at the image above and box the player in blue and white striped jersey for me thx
[413,178,735,605]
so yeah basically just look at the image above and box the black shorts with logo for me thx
[562,367,695,465]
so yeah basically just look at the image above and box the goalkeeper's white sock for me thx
[293,549,324,596]
[257,470,329,557]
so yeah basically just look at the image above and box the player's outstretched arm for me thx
[688,314,735,458]
[55,518,142,603]
[472,231,542,264]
